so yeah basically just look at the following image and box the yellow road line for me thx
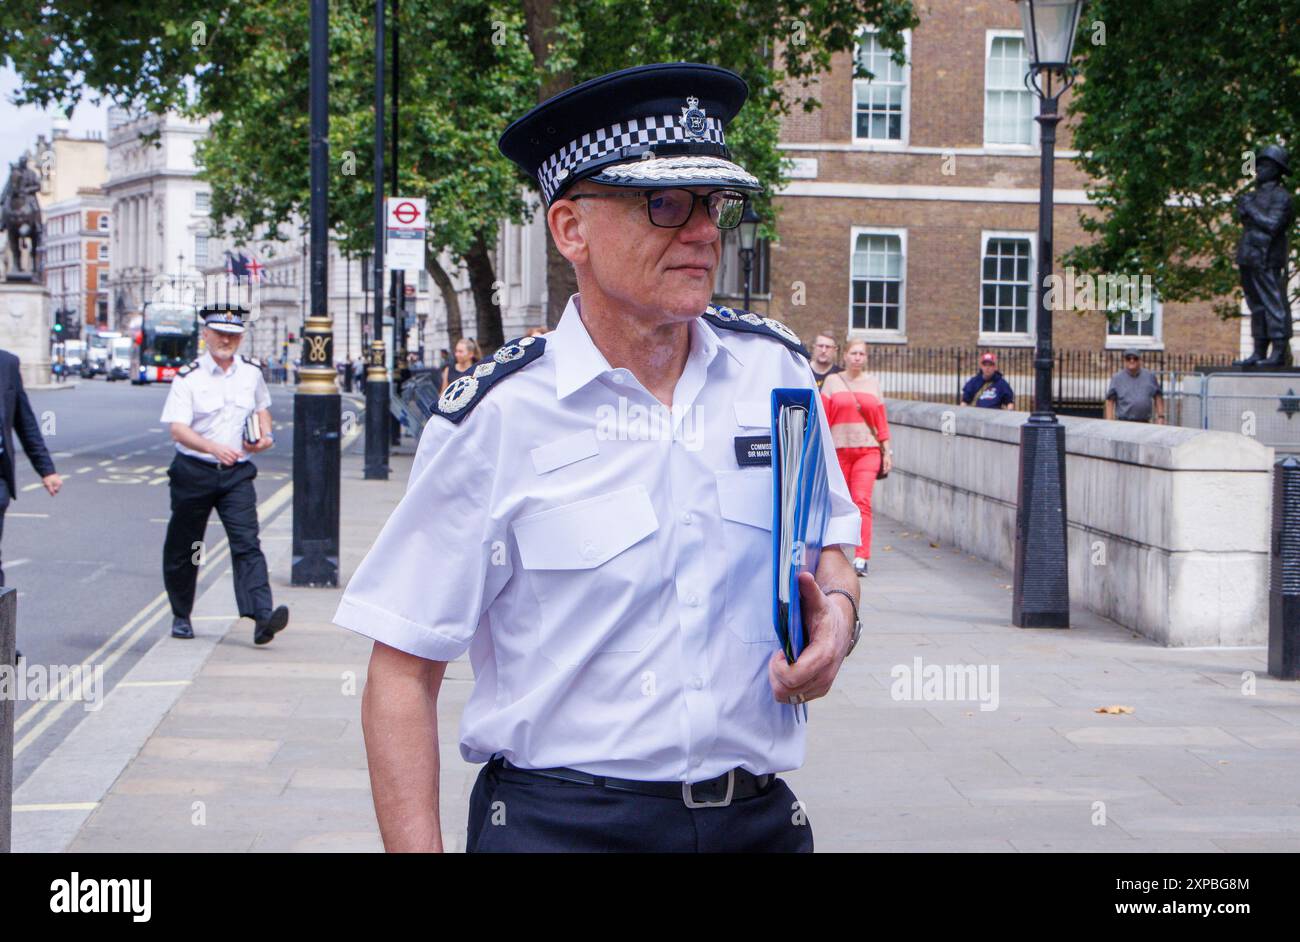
[13,480,293,751]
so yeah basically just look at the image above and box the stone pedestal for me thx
[0,280,50,387]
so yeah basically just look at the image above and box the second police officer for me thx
[160,304,290,644]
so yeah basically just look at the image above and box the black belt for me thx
[493,757,775,808]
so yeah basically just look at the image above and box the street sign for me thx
[385,196,426,273]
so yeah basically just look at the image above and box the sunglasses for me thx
[568,188,750,230]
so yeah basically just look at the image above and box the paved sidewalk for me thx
[17,448,1300,852]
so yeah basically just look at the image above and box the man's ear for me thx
[547,198,589,267]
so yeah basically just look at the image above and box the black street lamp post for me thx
[365,0,391,480]
[291,0,341,587]
[1011,0,1084,629]
[737,204,760,312]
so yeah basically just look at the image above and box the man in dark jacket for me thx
[961,352,1015,409]
[1,348,62,591]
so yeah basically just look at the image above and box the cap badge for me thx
[680,96,707,138]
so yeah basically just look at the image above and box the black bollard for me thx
[1270,455,1300,680]
[1,587,14,853]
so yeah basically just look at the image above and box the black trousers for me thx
[1241,265,1293,340]
[163,453,273,621]
[466,758,814,853]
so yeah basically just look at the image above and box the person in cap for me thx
[334,63,863,853]
[1105,348,1164,424]
[159,303,289,644]
[960,352,1015,409]
[1233,144,1295,368]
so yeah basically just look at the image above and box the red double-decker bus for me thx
[130,302,200,384]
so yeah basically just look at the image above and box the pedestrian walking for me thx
[439,337,480,393]
[1,348,62,659]
[809,331,843,389]
[159,304,289,644]
[961,352,1015,409]
[334,63,863,854]
[821,340,891,575]
[354,354,366,395]
[1105,348,1165,424]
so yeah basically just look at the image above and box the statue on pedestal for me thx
[1,156,44,282]
[1234,144,1296,368]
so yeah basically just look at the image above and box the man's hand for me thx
[769,571,853,706]
[42,473,62,496]
[245,435,274,454]
[209,443,245,466]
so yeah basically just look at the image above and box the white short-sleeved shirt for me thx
[159,352,271,463]
[333,296,860,782]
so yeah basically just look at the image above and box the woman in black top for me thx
[440,337,482,392]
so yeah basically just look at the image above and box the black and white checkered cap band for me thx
[538,114,727,202]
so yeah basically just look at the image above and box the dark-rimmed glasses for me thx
[567,188,749,230]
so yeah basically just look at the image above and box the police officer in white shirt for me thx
[333,63,863,853]
[160,304,289,644]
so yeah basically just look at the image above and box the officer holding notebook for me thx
[334,63,862,853]
[160,304,289,645]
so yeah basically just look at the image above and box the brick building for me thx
[763,1,1245,360]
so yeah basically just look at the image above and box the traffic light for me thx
[287,331,296,343]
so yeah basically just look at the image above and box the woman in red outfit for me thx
[820,340,892,575]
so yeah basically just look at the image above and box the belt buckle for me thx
[682,769,735,809]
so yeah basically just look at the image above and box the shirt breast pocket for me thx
[192,389,225,419]
[715,468,776,644]
[511,484,662,668]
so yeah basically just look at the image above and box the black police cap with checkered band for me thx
[701,304,808,359]
[435,335,547,424]
[499,63,761,205]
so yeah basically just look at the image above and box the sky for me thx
[0,65,113,168]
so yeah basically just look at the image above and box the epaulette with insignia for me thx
[240,354,264,369]
[176,359,201,377]
[701,304,807,358]
[436,335,547,425]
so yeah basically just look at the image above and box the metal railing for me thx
[866,346,1235,415]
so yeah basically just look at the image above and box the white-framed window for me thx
[97,214,110,231]
[195,191,211,212]
[984,31,1035,147]
[1105,292,1163,349]
[418,269,429,292]
[980,231,1035,343]
[194,233,210,266]
[849,227,906,338]
[853,28,911,145]
[99,242,110,260]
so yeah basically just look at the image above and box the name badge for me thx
[734,435,772,467]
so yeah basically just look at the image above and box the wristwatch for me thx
[823,587,861,658]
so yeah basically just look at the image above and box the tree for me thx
[1066,0,1300,320]
[2,0,918,343]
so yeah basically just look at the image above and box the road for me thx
[5,375,356,787]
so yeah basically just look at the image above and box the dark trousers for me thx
[466,758,814,853]
[1241,265,1293,340]
[163,453,272,621]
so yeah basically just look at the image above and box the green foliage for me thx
[1067,0,1300,318]
[0,0,917,264]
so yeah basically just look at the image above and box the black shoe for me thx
[1258,340,1292,369]
[171,616,194,639]
[1234,338,1270,367]
[254,605,289,645]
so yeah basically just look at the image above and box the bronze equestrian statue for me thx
[1234,144,1296,368]
[1,155,44,281]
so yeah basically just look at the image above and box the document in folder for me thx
[770,388,832,680]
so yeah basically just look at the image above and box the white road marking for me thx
[5,513,47,518]
[5,558,30,567]
[13,802,100,813]
[117,680,193,688]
